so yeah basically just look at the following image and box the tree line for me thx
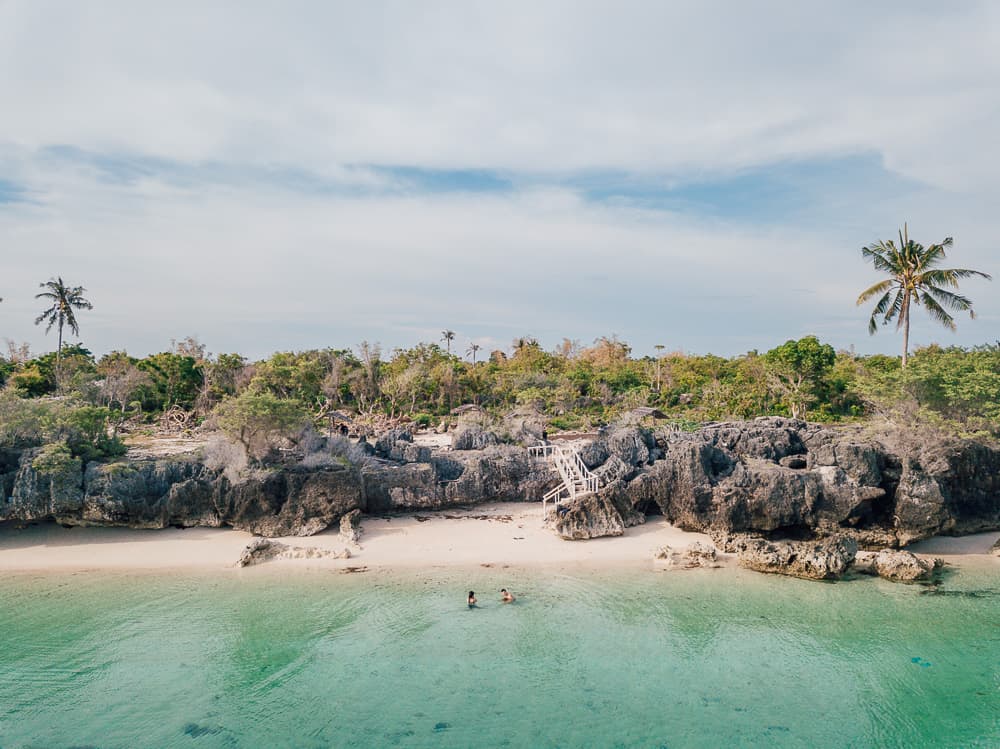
[0,226,994,464]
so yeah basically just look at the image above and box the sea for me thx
[0,563,997,748]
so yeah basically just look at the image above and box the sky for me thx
[0,1,998,361]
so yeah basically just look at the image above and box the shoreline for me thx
[0,502,997,574]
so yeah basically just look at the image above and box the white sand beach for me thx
[1,503,996,573]
[0,503,714,572]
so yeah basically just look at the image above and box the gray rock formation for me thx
[572,418,1000,548]
[2,418,997,549]
[235,537,351,567]
[0,439,558,538]
[374,427,413,459]
[853,549,941,582]
[551,492,630,540]
[992,537,1000,557]
[654,541,719,569]
[735,535,858,580]
[451,424,500,451]
[339,508,363,545]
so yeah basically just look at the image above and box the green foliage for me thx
[0,391,125,460]
[8,364,52,397]
[137,352,203,411]
[548,414,586,431]
[31,441,82,477]
[764,336,836,419]
[0,358,16,387]
[857,344,1000,436]
[214,391,311,460]
[6,332,999,442]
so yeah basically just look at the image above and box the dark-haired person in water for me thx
[468,591,477,607]
[500,588,515,603]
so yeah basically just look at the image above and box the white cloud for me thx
[1,161,994,359]
[1,2,998,187]
[0,2,997,359]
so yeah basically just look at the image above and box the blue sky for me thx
[0,2,997,360]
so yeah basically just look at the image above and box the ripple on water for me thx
[0,566,998,748]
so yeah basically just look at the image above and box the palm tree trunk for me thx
[901,294,910,369]
[56,317,63,389]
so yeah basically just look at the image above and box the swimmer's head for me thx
[500,589,507,593]
[468,591,475,597]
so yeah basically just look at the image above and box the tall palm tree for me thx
[653,343,666,391]
[441,330,455,354]
[35,276,93,381]
[857,225,991,367]
[466,342,481,365]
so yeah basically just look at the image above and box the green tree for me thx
[466,342,481,365]
[136,352,204,411]
[857,225,991,367]
[765,336,836,419]
[441,330,455,354]
[34,277,93,386]
[214,391,310,462]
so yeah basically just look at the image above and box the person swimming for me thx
[500,588,515,603]
[468,591,477,607]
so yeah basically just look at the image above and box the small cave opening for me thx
[765,524,816,542]
[637,499,664,517]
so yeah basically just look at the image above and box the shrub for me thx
[214,391,311,462]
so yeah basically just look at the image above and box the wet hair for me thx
[500,589,507,593]
[468,591,475,597]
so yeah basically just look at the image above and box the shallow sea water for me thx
[0,563,997,748]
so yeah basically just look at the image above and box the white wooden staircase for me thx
[528,443,600,517]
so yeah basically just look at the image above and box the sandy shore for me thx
[0,503,996,573]
[0,503,716,572]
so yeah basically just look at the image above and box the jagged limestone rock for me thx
[235,537,351,567]
[853,549,941,582]
[736,536,858,580]
[339,508,363,545]
[654,541,719,569]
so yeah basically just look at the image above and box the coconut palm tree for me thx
[466,342,481,365]
[857,225,991,367]
[653,343,666,391]
[34,276,93,382]
[441,330,455,354]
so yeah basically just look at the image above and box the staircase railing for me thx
[529,442,602,518]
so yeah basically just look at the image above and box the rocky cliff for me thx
[2,418,998,545]
[0,437,557,537]
[553,417,1000,548]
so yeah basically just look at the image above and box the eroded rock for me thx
[654,541,719,569]
[853,549,941,582]
[736,536,858,580]
[339,508,363,545]
[236,537,351,567]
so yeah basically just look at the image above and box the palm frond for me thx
[922,285,974,313]
[866,290,893,334]
[920,293,957,331]
[884,289,904,327]
[856,279,894,305]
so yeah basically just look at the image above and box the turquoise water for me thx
[0,564,998,749]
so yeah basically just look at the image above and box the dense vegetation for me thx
[2,333,999,466]
[2,230,991,464]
